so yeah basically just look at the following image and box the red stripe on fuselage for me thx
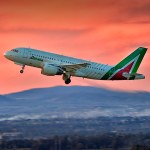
[111,62,134,80]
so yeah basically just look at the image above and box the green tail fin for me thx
[115,47,147,73]
[101,47,147,80]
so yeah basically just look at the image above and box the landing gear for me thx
[20,70,24,73]
[20,65,25,74]
[63,73,71,84]
[65,78,71,84]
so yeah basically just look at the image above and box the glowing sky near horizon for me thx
[1,0,150,94]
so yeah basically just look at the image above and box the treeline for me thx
[0,133,150,150]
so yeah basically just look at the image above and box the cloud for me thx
[1,108,150,121]
[0,26,92,35]
[0,114,43,121]
[91,0,150,24]
[0,0,150,30]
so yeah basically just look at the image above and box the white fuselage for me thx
[4,48,113,80]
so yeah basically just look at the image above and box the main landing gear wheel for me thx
[65,78,71,84]
[63,72,71,84]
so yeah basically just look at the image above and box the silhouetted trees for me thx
[0,133,150,150]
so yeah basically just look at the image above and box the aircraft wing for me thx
[61,63,90,72]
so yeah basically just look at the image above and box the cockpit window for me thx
[11,49,19,53]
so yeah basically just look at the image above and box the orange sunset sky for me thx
[1,0,150,94]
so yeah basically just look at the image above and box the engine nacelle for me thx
[41,63,63,76]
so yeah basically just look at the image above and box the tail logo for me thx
[101,47,147,80]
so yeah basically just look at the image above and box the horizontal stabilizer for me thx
[122,72,145,79]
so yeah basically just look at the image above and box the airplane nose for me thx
[4,52,7,57]
[4,52,8,58]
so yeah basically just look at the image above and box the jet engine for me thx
[41,63,63,76]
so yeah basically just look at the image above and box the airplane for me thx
[4,47,147,84]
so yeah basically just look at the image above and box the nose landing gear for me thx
[20,65,25,74]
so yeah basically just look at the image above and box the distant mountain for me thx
[0,86,150,120]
